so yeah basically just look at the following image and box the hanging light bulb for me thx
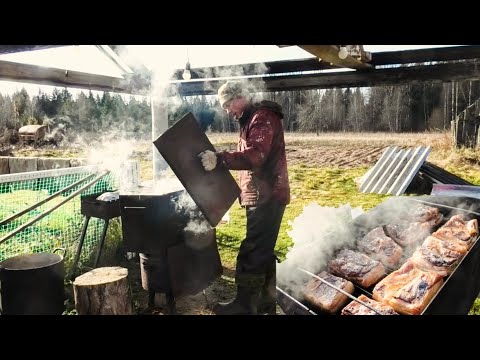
[338,46,348,60]
[182,61,191,80]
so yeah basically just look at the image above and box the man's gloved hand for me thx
[198,150,217,171]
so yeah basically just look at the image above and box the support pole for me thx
[151,95,169,182]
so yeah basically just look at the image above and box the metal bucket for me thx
[0,248,66,315]
[139,252,170,293]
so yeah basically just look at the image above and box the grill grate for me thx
[277,196,480,315]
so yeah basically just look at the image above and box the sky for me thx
[0,45,462,97]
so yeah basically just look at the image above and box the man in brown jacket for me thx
[198,81,290,315]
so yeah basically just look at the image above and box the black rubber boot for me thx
[213,286,260,315]
[257,260,277,315]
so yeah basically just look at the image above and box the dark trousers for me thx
[235,199,286,288]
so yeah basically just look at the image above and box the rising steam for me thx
[76,133,137,176]
[174,191,212,237]
[277,202,364,299]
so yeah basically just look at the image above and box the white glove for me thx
[198,150,217,171]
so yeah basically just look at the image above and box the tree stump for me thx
[73,266,133,315]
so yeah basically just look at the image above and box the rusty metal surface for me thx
[153,112,240,227]
[167,228,222,297]
[0,252,65,315]
[120,190,188,253]
[81,193,121,219]
[136,229,222,298]
[139,251,170,293]
[276,287,317,315]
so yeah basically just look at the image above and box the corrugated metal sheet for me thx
[420,162,472,185]
[359,146,431,196]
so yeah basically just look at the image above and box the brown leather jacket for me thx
[217,101,290,206]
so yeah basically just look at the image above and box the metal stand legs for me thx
[70,216,110,279]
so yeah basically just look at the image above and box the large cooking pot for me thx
[0,248,66,315]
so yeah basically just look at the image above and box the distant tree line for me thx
[0,88,152,139]
[262,80,480,133]
[1,79,479,141]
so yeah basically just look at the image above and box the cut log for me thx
[73,266,133,315]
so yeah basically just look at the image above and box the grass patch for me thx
[216,165,389,265]
[469,298,480,315]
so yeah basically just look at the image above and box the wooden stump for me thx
[73,266,133,315]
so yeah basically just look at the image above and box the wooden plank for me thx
[370,46,480,66]
[171,58,337,80]
[456,119,461,147]
[389,146,431,196]
[377,148,414,194]
[464,120,477,148]
[153,112,240,227]
[475,125,480,148]
[2,49,480,96]
[173,61,480,96]
[171,46,480,82]
[359,147,398,193]
[96,45,133,75]
[0,45,66,55]
[0,157,9,175]
[0,59,150,95]
[2,46,480,96]
[451,120,457,147]
[475,124,479,148]
[369,148,408,194]
[297,45,372,70]
[171,46,480,81]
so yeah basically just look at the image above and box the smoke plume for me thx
[76,133,136,175]
[147,175,184,195]
[277,202,364,298]
[174,191,212,236]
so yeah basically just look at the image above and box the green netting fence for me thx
[0,166,119,268]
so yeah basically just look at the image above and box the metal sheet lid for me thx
[153,112,240,227]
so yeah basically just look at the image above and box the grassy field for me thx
[216,166,388,265]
